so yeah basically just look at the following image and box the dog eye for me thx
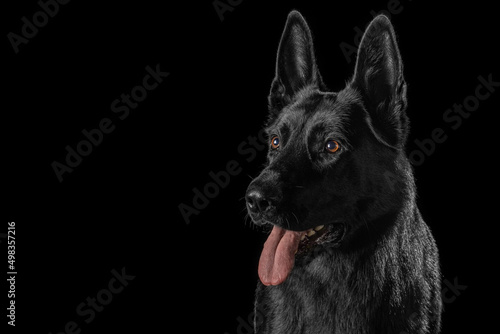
[325,140,340,153]
[270,136,280,149]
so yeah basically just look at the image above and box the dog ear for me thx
[268,10,324,117]
[352,15,408,148]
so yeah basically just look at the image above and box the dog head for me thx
[247,11,412,285]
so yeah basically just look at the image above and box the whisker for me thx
[244,213,253,229]
[244,214,250,228]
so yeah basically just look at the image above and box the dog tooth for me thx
[301,234,306,241]
[314,225,324,231]
[307,230,316,237]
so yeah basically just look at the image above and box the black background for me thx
[3,0,498,333]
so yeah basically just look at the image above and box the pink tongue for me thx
[258,226,304,286]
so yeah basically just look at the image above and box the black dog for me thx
[245,11,442,334]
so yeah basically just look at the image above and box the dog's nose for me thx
[246,190,271,214]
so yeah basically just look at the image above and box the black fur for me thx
[246,10,442,334]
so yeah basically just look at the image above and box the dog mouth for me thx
[297,223,345,255]
[258,223,345,286]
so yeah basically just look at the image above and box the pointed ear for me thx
[268,10,324,116]
[352,15,408,147]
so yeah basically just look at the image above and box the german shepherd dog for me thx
[245,11,442,334]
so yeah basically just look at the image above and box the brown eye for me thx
[270,136,280,149]
[325,140,340,153]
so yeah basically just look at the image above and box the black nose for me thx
[246,190,271,214]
